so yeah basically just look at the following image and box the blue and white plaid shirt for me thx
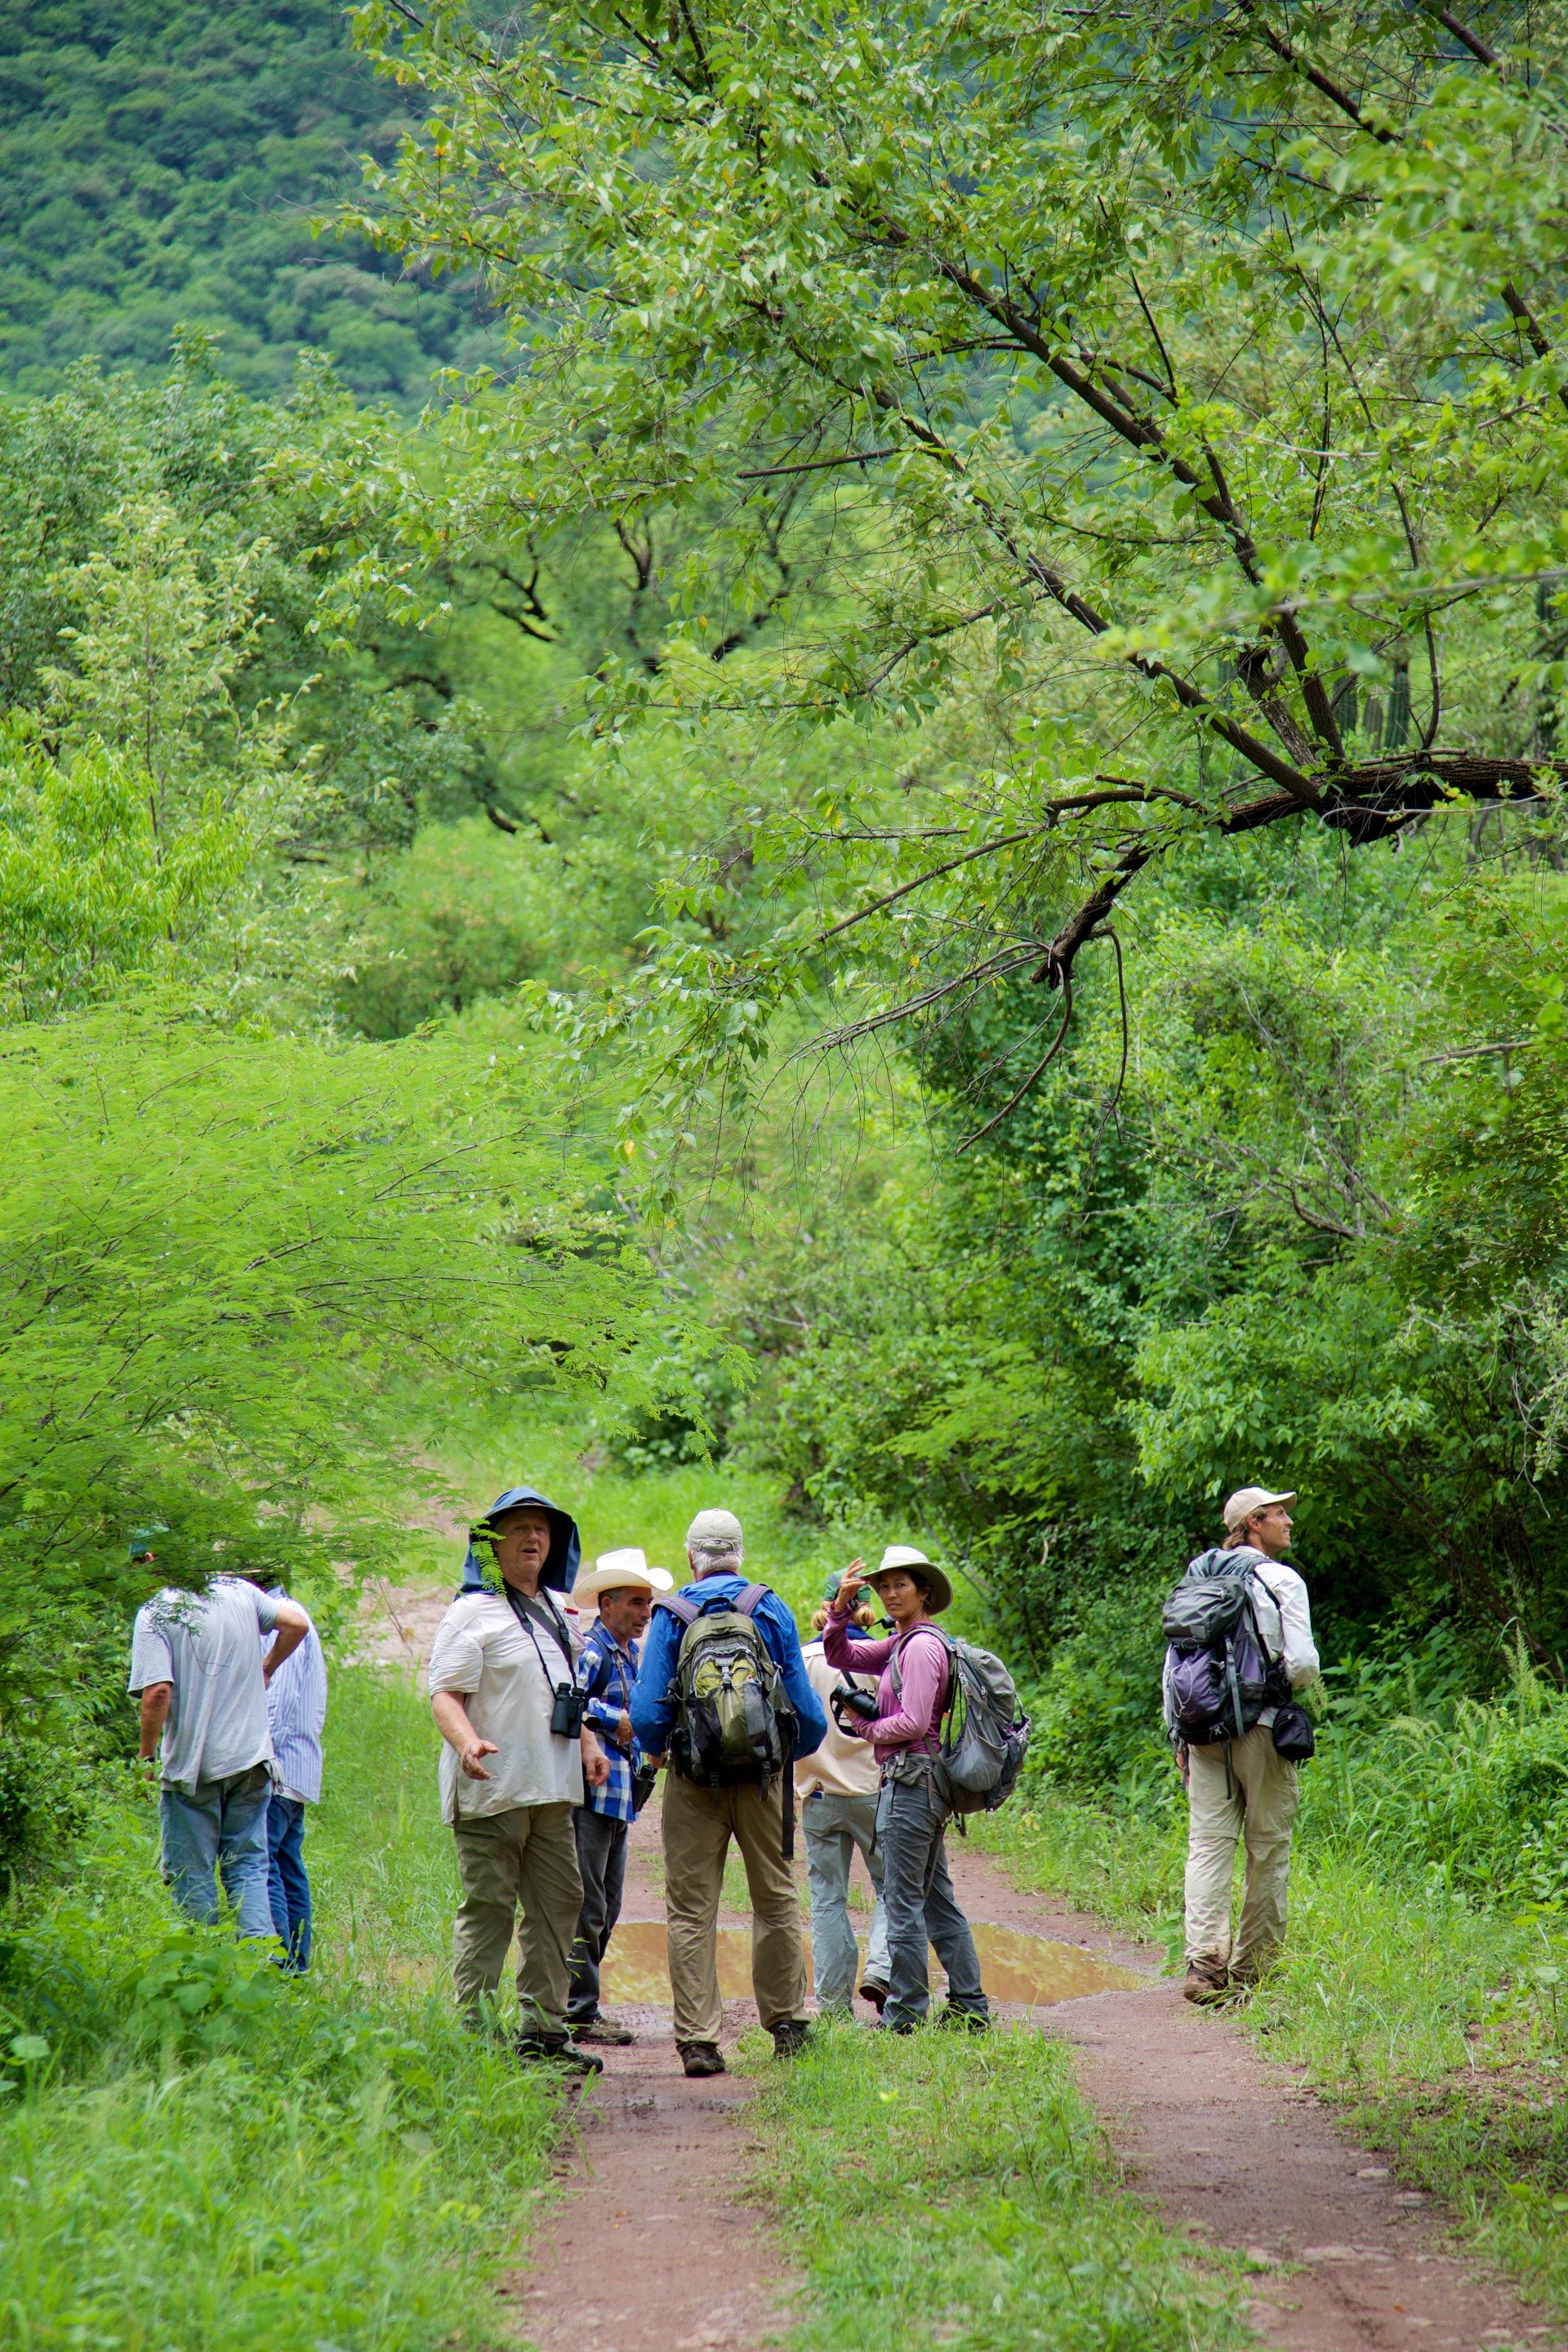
[575,1620,642,1823]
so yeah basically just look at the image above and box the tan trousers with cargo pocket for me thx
[1183,1722,1298,1978]
[451,1800,582,2035]
[662,1771,806,2047]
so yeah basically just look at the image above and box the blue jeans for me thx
[159,1765,275,1936]
[266,1793,313,1971]
[875,1769,988,2029]
[804,1789,890,2010]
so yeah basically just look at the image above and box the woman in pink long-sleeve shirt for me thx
[822,1548,989,2034]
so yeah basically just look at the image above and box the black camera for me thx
[831,1683,880,1727]
[550,1683,587,1738]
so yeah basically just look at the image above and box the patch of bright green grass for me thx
[969,1795,1186,1949]
[403,1398,847,1624]
[0,1667,563,2352]
[742,2020,1249,2352]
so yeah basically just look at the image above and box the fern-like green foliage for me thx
[0,994,657,1858]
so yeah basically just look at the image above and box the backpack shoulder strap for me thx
[733,1582,769,1619]
[654,1592,700,1628]
[889,1622,952,1697]
[1245,1570,1286,1667]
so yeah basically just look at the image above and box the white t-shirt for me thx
[127,1578,280,1795]
[427,1589,583,1825]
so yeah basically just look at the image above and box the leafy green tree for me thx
[0,992,659,1868]
[354,0,1568,1104]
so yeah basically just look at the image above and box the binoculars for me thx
[550,1682,588,1738]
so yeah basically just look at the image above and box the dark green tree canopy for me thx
[0,0,494,400]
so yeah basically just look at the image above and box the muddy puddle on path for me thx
[602,1918,1146,2007]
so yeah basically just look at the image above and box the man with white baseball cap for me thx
[565,1548,672,2045]
[630,1508,826,2078]
[1180,1487,1320,2003]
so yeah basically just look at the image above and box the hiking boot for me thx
[679,2040,727,2078]
[858,1976,889,2016]
[1183,1959,1230,2006]
[570,2015,635,2046]
[514,2032,604,2077]
[933,2005,991,2033]
[771,2020,813,2059]
[871,2016,916,2036]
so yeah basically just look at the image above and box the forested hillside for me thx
[0,0,489,398]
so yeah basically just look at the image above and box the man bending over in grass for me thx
[129,1549,310,1937]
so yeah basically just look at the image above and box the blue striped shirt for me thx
[261,1588,327,1805]
[575,1620,641,1824]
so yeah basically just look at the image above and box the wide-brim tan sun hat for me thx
[866,1544,953,1616]
[572,1547,675,1606]
[1222,1487,1297,1535]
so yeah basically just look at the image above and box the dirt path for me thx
[507,1828,1561,2352]
[364,1580,1557,2351]
[501,1814,800,2352]
[942,1843,1561,2352]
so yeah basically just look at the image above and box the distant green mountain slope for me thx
[0,0,491,401]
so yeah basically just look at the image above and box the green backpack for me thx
[657,1583,795,1788]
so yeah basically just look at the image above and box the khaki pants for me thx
[451,1801,582,2034]
[662,1771,806,2046]
[1183,1723,1298,1976]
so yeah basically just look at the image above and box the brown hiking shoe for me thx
[679,2040,727,2078]
[570,2016,635,2046]
[1183,1959,1230,2005]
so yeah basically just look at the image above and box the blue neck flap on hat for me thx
[459,1486,581,1597]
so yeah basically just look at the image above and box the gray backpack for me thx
[891,1627,1031,1815]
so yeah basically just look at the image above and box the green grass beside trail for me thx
[971,1797,1568,2319]
[742,2020,1249,2352]
[0,1667,559,2352]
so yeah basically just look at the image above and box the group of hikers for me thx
[124,1477,1320,2059]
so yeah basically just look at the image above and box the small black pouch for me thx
[630,1761,657,1818]
[1271,1701,1316,1762]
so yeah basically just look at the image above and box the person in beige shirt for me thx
[799,1576,891,2015]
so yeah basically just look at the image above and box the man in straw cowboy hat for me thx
[565,1546,672,2047]
[1177,1487,1320,2004]
[825,1545,990,2034]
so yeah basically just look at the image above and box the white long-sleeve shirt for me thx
[1246,1559,1319,1690]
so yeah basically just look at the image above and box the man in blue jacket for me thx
[632,1508,827,2079]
